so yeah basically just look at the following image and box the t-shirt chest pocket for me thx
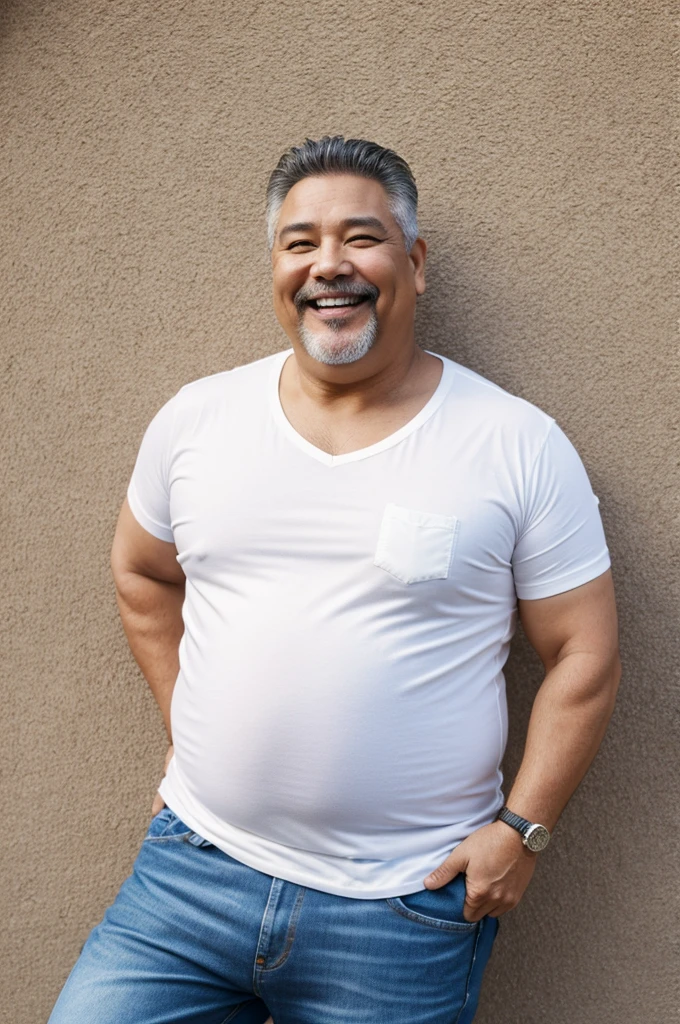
[373,503,459,585]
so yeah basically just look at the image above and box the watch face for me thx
[524,824,551,852]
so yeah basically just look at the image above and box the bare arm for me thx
[424,569,621,919]
[110,498,185,741]
[505,568,621,829]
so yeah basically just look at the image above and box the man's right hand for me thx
[151,743,174,816]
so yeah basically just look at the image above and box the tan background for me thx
[1,1,677,1021]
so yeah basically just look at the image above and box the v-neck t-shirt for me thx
[127,349,610,898]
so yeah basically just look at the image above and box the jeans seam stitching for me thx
[262,887,306,971]
[453,918,483,1024]
[385,897,478,932]
[218,999,252,1024]
[252,878,278,996]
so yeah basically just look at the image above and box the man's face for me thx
[271,174,425,367]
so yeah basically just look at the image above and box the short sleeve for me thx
[512,422,611,600]
[126,395,178,543]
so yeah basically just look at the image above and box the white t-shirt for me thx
[127,350,610,898]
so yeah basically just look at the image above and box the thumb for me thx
[424,844,469,890]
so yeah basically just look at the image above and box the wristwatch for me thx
[496,806,551,852]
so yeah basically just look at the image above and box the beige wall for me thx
[1,1,677,1021]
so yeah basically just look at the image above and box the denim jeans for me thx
[49,807,498,1023]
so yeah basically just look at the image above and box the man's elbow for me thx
[584,648,621,723]
[554,645,621,718]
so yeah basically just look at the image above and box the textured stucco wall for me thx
[1,1,677,1021]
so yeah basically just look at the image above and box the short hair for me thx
[266,135,419,251]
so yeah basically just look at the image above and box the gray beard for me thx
[297,307,379,366]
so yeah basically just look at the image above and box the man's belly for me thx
[169,610,506,859]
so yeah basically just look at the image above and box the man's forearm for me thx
[114,570,185,739]
[505,650,621,831]
[424,647,620,913]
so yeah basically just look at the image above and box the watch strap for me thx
[497,805,534,836]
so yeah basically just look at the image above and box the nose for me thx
[310,241,354,280]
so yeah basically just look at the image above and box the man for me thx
[49,136,620,1024]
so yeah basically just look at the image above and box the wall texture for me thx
[1,1,677,1021]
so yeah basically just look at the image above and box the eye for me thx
[347,234,382,246]
[287,239,316,251]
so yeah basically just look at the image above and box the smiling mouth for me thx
[307,295,368,311]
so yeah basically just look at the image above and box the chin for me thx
[297,318,378,367]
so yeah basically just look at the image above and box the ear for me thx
[409,238,427,295]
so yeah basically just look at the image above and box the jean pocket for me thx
[386,873,477,931]
[373,504,458,585]
[144,807,193,842]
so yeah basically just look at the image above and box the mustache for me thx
[294,281,379,313]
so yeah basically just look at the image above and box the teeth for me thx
[315,296,362,308]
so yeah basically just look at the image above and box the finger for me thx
[424,853,467,889]
[465,900,499,923]
[487,896,520,918]
[462,884,497,922]
[486,904,506,918]
[465,889,516,922]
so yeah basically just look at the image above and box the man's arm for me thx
[424,569,621,920]
[111,499,185,807]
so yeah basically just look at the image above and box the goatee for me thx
[294,281,380,366]
[297,310,379,366]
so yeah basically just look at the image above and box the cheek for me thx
[271,285,299,331]
[355,255,405,302]
[272,283,296,320]
[374,276,406,316]
[273,262,311,308]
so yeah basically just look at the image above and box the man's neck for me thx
[277,345,444,458]
[282,344,438,416]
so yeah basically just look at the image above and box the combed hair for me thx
[266,136,418,251]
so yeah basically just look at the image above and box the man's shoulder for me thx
[175,350,285,404]
[444,357,554,437]
[159,350,287,423]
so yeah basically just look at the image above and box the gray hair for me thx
[266,136,418,251]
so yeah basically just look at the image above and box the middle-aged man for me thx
[49,136,620,1024]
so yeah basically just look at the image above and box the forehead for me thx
[278,174,394,230]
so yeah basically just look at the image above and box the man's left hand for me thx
[423,821,537,921]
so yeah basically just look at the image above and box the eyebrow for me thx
[277,216,388,242]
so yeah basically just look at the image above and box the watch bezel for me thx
[523,823,551,852]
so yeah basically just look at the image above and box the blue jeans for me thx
[49,808,498,1023]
